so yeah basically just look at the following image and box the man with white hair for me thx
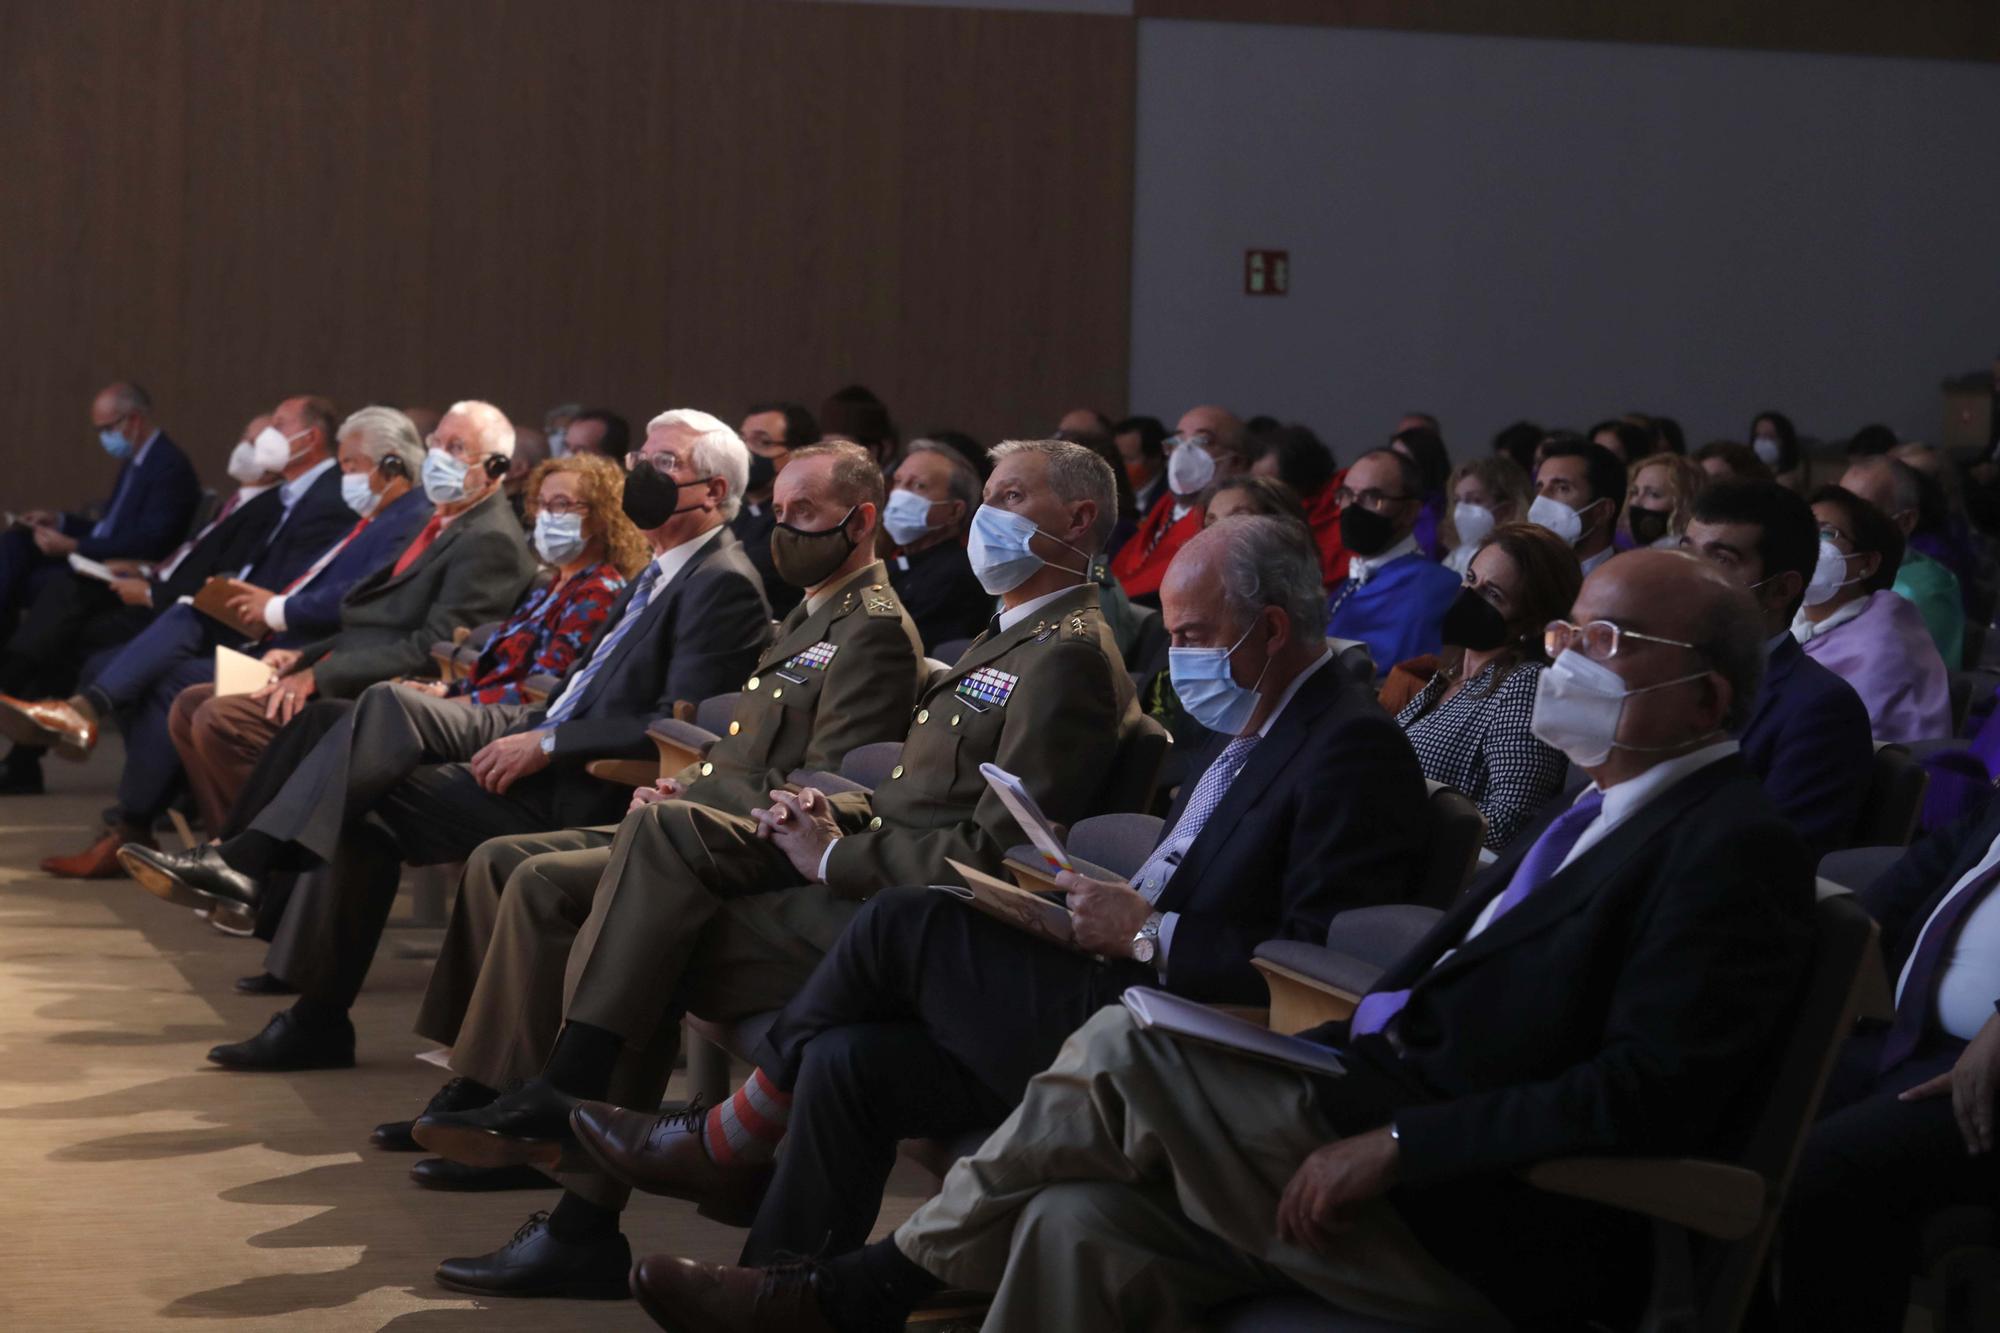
[126,408,774,1074]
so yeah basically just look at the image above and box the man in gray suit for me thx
[124,409,775,1073]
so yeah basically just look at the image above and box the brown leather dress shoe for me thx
[629,1255,836,1333]
[0,694,97,761]
[43,828,151,879]
[570,1099,773,1226]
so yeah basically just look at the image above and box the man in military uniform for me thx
[412,438,1141,1302]
[387,441,922,1165]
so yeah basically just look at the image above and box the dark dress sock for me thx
[546,1189,620,1242]
[217,829,284,878]
[819,1237,945,1333]
[289,994,349,1028]
[542,1021,622,1101]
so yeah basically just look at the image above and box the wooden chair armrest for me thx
[429,643,461,682]
[1252,956,1361,1032]
[584,758,657,786]
[648,718,720,774]
[1521,1156,1765,1240]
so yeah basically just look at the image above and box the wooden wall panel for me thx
[1135,0,2000,63]
[0,0,1135,507]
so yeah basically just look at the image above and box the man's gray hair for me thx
[647,408,751,521]
[104,381,153,414]
[990,438,1117,551]
[1213,515,1330,640]
[905,439,982,527]
[1851,454,1924,516]
[445,399,517,459]
[338,405,424,478]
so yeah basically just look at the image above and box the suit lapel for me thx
[1741,637,1801,739]
[361,492,492,597]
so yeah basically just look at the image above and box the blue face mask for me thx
[1168,620,1271,736]
[421,449,470,505]
[964,503,1089,595]
[99,426,132,460]
[533,510,588,564]
[341,471,380,516]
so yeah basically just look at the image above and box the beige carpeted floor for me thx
[0,741,928,1330]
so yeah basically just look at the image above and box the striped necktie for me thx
[540,560,664,726]
[1130,734,1260,900]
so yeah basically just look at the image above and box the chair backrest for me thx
[839,740,902,790]
[932,637,975,665]
[1325,636,1376,688]
[1696,888,1878,1331]
[1817,843,1906,893]
[1324,903,1444,971]
[1950,671,1977,734]
[1067,812,1165,881]
[1852,744,1928,847]
[1098,713,1173,815]
[693,691,741,737]
[1416,781,1487,908]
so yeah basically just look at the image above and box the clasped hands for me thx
[752,786,842,881]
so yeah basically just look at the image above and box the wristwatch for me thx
[538,731,556,755]
[1131,911,1164,964]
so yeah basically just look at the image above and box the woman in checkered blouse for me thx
[1393,523,1581,850]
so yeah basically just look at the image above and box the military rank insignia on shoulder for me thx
[863,583,899,616]
[786,641,839,672]
[1063,608,1096,639]
[955,666,1019,711]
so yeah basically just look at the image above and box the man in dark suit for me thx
[1681,479,1875,858]
[1777,795,2000,1330]
[626,550,1818,1333]
[123,408,772,1075]
[579,514,1431,1276]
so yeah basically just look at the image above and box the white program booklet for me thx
[978,761,1073,871]
[214,645,275,697]
[1121,987,1347,1078]
[67,553,118,583]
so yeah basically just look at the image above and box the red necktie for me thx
[281,515,371,594]
[390,515,445,578]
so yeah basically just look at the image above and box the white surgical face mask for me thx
[882,488,939,547]
[1530,649,1709,769]
[422,449,471,505]
[1166,438,1217,497]
[225,441,264,484]
[1752,436,1782,468]
[1168,621,1270,736]
[1528,492,1588,546]
[1803,538,1859,607]
[341,470,380,516]
[1452,501,1496,549]
[533,510,587,564]
[251,424,309,474]
[965,504,1088,595]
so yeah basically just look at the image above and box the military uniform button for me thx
[772,687,783,700]
[951,713,961,727]
[700,762,714,776]
[917,708,929,724]
[747,676,760,691]
[728,721,741,736]
[868,815,883,830]
[890,765,904,779]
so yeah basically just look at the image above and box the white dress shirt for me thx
[1348,536,1419,585]
[1894,830,2000,1041]
[255,458,343,631]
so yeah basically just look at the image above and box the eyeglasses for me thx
[536,498,591,517]
[1544,618,1700,662]
[426,434,488,464]
[1334,487,1412,512]
[1817,523,1856,549]
[625,450,688,477]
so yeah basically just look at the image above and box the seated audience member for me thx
[1587,416,1653,465]
[557,408,628,463]
[1394,409,1440,437]
[1392,523,1578,849]
[1682,481,1875,858]
[1,399,392,873]
[1389,425,1450,560]
[1694,439,1775,485]
[1642,413,1686,456]
[1055,424,1139,557]
[158,401,540,829]
[1113,413,1168,515]
[1620,452,1705,550]
[1055,407,1113,437]
[880,440,991,652]
[1892,441,1984,605]
[1842,455,1966,666]
[633,549,1816,1333]
[1325,449,1462,670]
[1846,422,1899,458]
[1112,405,1250,604]
[0,381,199,627]
[1204,475,1308,529]
[1490,419,1543,477]
[120,409,772,1070]
[1440,455,1532,575]
[1778,793,2000,1331]
[502,426,550,523]
[543,404,582,456]
[1530,441,1626,576]
[914,427,990,482]
[0,411,294,793]
[818,384,897,472]
[578,515,1434,1275]
[1793,486,1952,744]
[402,440,1141,1296]
[732,402,820,618]
[1749,409,1805,489]
[403,406,444,441]
[1252,422,1344,582]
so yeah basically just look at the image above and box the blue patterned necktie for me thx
[540,559,663,726]
[1351,787,1607,1036]
[1131,734,1261,899]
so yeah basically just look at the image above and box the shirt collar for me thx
[233,482,277,504]
[1579,546,1616,575]
[997,582,1079,633]
[1791,594,1869,644]
[649,521,725,588]
[278,456,336,508]
[129,429,161,468]
[1350,535,1418,584]
[1587,738,1740,831]
[1256,648,1333,738]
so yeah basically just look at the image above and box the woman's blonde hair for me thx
[1621,453,1707,545]
[524,453,649,577]
[1439,455,1532,549]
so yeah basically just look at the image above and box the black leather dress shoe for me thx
[409,1157,558,1191]
[234,972,298,996]
[433,1211,630,1299]
[207,1009,355,1071]
[372,1076,496,1151]
[412,1077,578,1171]
[120,843,260,912]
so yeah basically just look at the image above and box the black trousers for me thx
[1777,1028,1995,1331]
[745,886,1152,1263]
[221,699,356,840]
[0,569,145,697]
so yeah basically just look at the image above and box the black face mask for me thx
[746,451,778,494]
[770,508,858,588]
[1440,586,1510,652]
[1627,504,1671,547]
[622,465,713,530]
[1338,503,1398,557]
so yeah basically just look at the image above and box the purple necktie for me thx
[1877,858,2000,1073]
[1352,787,1607,1037]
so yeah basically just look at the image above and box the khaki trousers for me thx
[896,1007,1499,1333]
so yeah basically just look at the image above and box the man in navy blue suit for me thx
[1680,479,1874,858]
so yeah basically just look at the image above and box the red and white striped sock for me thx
[702,1067,792,1165]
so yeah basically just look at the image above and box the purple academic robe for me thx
[1800,589,1953,744]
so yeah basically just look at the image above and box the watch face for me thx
[1131,937,1155,963]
